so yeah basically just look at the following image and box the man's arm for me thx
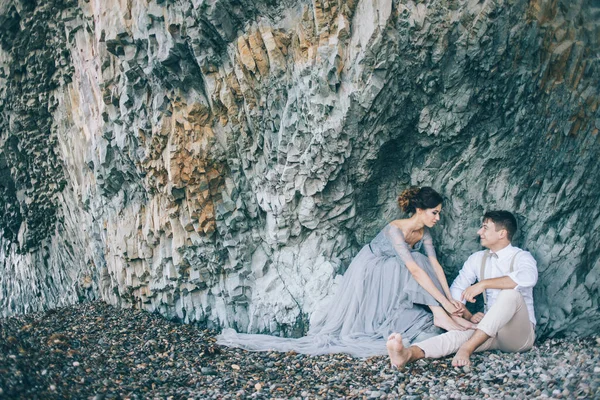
[462,251,538,302]
[450,253,481,302]
[459,276,516,322]
[461,276,517,303]
[507,251,538,289]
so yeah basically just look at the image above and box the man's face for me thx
[477,219,505,249]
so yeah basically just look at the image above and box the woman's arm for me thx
[387,225,460,315]
[430,257,453,299]
[404,260,460,314]
[421,229,459,305]
[430,258,466,315]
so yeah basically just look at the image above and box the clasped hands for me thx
[440,282,487,323]
[442,298,466,317]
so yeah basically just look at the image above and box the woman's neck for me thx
[406,214,425,232]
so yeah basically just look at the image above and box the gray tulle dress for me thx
[217,224,445,358]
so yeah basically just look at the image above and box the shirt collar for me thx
[490,243,515,260]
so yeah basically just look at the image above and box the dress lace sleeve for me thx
[385,225,417,265]
[422,228,437,259]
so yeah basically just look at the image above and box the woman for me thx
[217,187,474,357]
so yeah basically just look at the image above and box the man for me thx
[387,210,538,368]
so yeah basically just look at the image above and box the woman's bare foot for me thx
[433,313,466,332]
[429,306,466,332]
[386,333,411,369]
[452,347,473,367]
[452,315,478,330]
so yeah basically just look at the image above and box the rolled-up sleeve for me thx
[508,251,538,290]
[450,253,481,303]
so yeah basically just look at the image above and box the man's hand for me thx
[470,312,485,323]
[461,282,485,303]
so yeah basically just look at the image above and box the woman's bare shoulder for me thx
[389,218,411,226]
[388,219,408,231]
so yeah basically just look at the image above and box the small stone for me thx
[482,373,494,381]
[231,364,240,370]
[49,385,56,391]
[462,365,471,373]
[201,367,217,375]
[73,361,80,367]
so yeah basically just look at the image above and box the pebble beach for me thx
[0,301,598,399]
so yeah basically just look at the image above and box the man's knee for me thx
[496,289,522,304]
[498,336,534,353]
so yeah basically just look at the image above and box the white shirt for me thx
[450,244,538,325]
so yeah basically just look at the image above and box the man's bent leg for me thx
[494,296,535,352]
[477,289,534,352]
[452,330,494,366]
[452,290,534,366]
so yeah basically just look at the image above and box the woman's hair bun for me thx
[397,186,443,214]
[397,187,421,213]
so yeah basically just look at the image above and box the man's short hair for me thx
[483,210,517,241]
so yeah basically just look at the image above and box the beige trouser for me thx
[415,290,536,358]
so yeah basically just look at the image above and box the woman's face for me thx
[418,204,442,228]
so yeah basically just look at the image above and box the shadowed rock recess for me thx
[0,0,598,339]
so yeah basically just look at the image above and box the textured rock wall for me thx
[0,0,598,339]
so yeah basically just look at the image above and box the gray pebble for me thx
[201,367,217,375]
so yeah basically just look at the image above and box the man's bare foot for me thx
[451,347,473,367]
[452,315,477,330]
[386,333,411,369]
[433,313,466,332]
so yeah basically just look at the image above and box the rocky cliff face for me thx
[0,0,598,339]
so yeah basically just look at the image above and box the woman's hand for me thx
[448,299,466,316]
[441,300,461,316]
